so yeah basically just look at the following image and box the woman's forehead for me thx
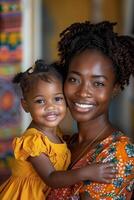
[69,51,113,71]
[70,50,112,65]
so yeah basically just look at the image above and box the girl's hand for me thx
[84,162,117,183]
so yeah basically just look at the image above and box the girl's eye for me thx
[94,82,105,87]
[35,99,45,104]
[55,96,64,102]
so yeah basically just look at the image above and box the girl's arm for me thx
[28,153,116,188]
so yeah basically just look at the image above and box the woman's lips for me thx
[73,102,96,112]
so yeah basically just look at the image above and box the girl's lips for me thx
[44,112,59,121]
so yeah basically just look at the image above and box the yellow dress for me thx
[0,128,71,200]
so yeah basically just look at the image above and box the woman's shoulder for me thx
[95,130,134,162]
[111,131,133,151]
[102,131,132,146]
[112,131,134,158]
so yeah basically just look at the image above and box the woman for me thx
[47,21,134,200]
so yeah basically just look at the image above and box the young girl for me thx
[47,21,134,200]
[0,60,116,200]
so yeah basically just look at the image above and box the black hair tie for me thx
[34,59,49,72]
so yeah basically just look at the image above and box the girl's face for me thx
[22,78,66,129]
[64,50,118,123]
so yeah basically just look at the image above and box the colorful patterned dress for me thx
[47,131,134,200]
[0,128,71,200]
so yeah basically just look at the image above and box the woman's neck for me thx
[77,117,113,143]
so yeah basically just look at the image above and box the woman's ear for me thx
[112,84,121,98]
[21,98,29,113]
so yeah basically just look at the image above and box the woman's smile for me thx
[64,50,116,122]
[72,101,96,112]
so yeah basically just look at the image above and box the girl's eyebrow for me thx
[32,95,44,99]
[69,71,108,80]
[33,93,63,98]
[54,93,64,95]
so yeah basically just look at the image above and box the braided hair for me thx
[13,59,63,98]
[58,21,134,90]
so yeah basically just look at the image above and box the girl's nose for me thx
[45,101,55,110]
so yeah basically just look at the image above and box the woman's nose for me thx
[76,83,91,98]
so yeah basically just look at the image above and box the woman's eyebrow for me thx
[92,75,108,80]
[69,71,108,80]
[68,71,81,76]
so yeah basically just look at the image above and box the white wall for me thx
[21,0,42,131]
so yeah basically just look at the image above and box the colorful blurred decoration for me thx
[0,77,21,137]
[0,0,22,175]
[0,137,13,170]
[0,32,22,62]
[0,0,22,137]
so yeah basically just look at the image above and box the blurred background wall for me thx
[41,0,134,138]
[0,0,134,183]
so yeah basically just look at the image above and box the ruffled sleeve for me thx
[12,129,48,161]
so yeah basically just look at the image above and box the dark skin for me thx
[21,71,116,193]
[80,192,92,200]
[64,50,119,199]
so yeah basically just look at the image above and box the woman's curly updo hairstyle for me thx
[13,59,62,98]
[58,21,134,90]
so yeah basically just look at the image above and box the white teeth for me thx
[75,103,93,108]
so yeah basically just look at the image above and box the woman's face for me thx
[64,50,118,123]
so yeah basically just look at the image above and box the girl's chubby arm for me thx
[28,153,116,188]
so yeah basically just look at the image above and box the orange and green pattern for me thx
[47,131,134,200]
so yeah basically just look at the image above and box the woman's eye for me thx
[67,77,79,83]
[94,82,105,87]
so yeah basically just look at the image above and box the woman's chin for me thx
[70,112,91,123]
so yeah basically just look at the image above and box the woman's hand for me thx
[80,192,93,199]
[83,162,117,183]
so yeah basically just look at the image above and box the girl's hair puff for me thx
[13,59,63,98]
[58,21,134,90]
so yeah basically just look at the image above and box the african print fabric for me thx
[47,132,134,200]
